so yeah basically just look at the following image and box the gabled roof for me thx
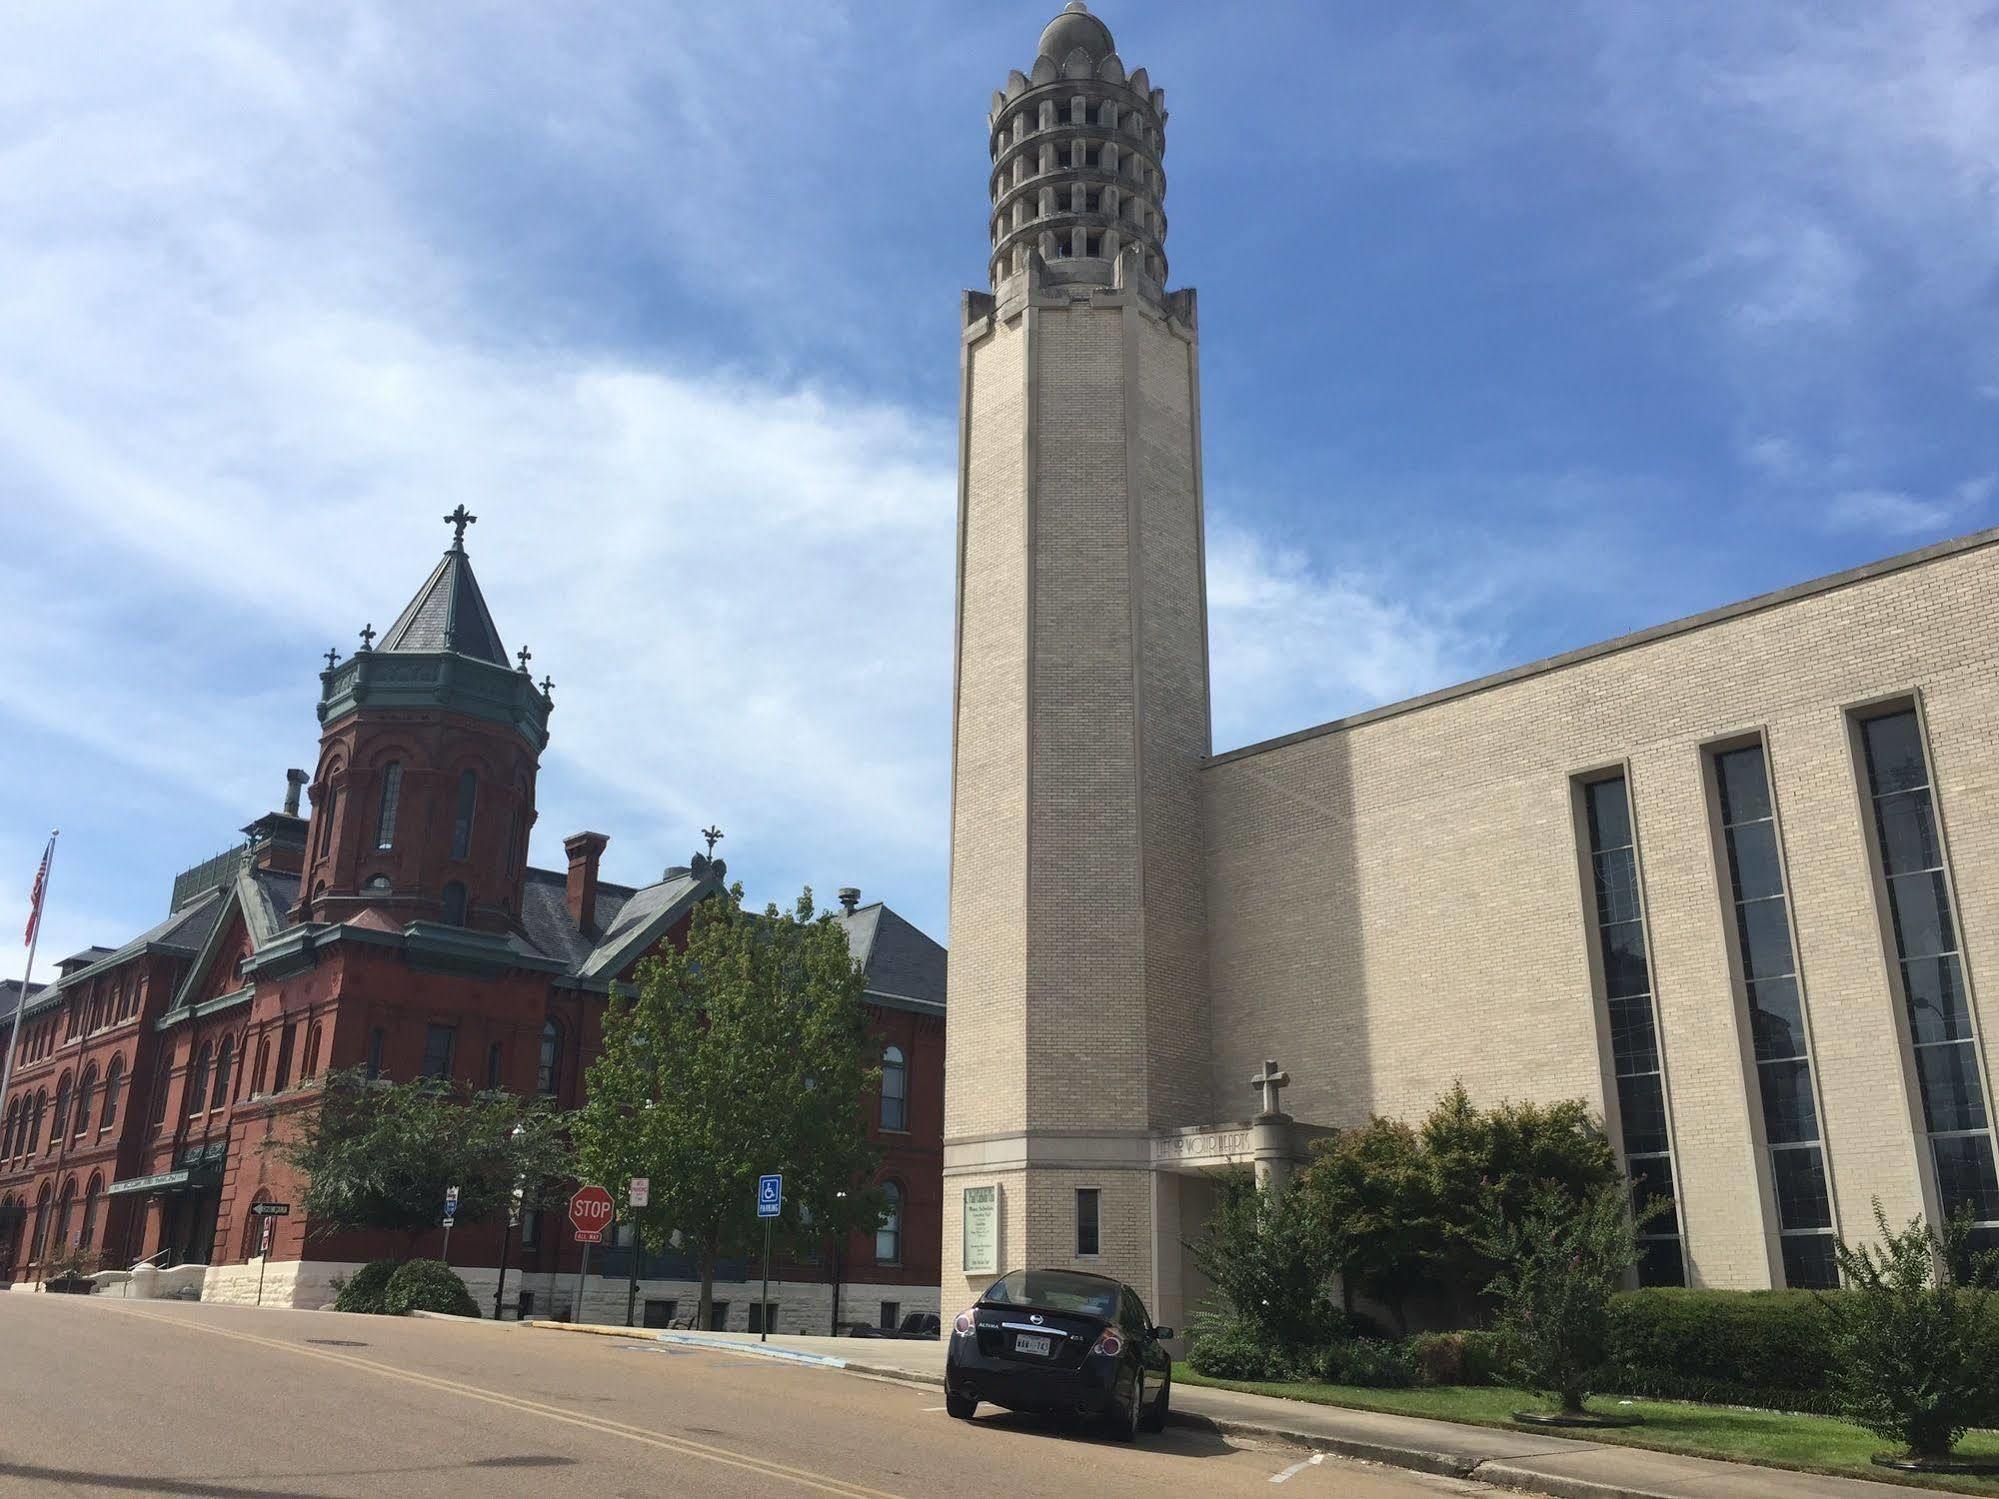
[23,892,227,1016]
[167,865,303,1014]
[0,979,47,1023]
[518,867,638,973]
[576,868,725,981]
[830,902,947,1014]
[376,541,508,666]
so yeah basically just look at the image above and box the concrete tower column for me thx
[944,3,1212,1319]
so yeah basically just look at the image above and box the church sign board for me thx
[961,1185,999,1275]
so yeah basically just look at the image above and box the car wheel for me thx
[1140,1370,1169,1433]
[945,1392,977,1420]
[1109,1372,1142,1442]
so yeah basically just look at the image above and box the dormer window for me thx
[375,762,403,850]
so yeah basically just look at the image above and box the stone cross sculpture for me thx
[1248,1058,1295,1194]
[1250,1058,1290,1118]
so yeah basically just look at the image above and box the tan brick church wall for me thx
[1204,532,1999,1288]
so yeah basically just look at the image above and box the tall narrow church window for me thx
[486,1042,503,1090]
[1860,709,1999,1256]
[52,1075,71,1140]
[441,881,468,927]
[1714,744,1838,1287]
[302,1023,322,1080]
[881,1046,907,1131]
[1580,774,1686,1286]
[273,1024,296,1092]
[79,1174,101,1250]
[366,1027,385,1081]
[1076,1188,1101,1257]
[451,770,478,860]
[73,1066,96,1141]
[375,762,403,849]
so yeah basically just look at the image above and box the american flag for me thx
[24,834,53,948]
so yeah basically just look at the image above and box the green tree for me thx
[572,886,884,1329]
[1477,1178,1659,1417]
[1824,1201,1999,1463]
[271,1068,571,1250]
[1423,1082,1619,1308]
[1190,1172,1339,1356]
[1293,1118,1436,1330]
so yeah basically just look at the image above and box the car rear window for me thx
[981,1270,1119,1319]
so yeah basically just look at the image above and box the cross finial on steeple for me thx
[443,504,477,549]
[516,645,532,673]
[358,622,375,652]
[702,825,724,857]
[538,674,554,698]
[323,647,340,671]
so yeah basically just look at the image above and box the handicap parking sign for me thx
[757,1173,782,1218]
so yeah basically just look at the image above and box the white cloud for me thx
[1825,474,1995,537]
[1205,518,1495,752]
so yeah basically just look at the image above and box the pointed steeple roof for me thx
[376,519,508,666]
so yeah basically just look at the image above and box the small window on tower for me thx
[375,762,402,850]
[451,771,478,859]
[441,882,468,927]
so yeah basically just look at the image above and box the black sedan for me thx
[944,1268,1173,1440]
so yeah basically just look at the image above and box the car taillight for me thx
[1092,1327,1124,1358]
[953,1308,976,1336]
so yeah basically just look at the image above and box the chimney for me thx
[564,832,609,934]
[284,768,309,817]
[837,887,861,914]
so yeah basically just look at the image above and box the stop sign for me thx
[568,1184,615,1243]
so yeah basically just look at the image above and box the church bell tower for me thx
[946,4,1212,1309]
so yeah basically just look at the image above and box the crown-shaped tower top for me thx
[987,3,1169,301]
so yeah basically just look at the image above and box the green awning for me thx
[104,1167,219,1198]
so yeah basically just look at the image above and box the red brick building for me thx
[0,518,944,1330]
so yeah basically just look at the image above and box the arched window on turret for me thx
[451,770,478,860]
[317,785,339,860]
[375,762,403,850]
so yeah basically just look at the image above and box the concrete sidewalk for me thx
[523,1320,1921,1498]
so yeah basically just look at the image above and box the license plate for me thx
[1013,1332,1053,1357]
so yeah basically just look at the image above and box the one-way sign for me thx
[248,1202,292,1217]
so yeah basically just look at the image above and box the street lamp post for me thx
[494,1122,525,1322]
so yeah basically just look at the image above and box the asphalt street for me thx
[0,1296,1501,1497]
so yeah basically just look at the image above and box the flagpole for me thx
[0,830,58,1128]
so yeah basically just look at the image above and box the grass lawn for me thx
[1173,1364,1999,1494]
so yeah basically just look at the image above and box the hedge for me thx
[1603,1287,1961,1415]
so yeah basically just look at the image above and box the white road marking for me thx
[921,1406,947,1412]
[1269,1453,1324,1484]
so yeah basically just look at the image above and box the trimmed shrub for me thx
[1605,1288,1840,1413]
[1408,1330,1505,1387]
[1321,1338,1417,1388]
[382,1258,478,1318]
[332,1258,402,1315]
[1188,1321,1280,1381]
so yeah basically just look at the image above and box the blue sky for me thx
[4,2,1996,978]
